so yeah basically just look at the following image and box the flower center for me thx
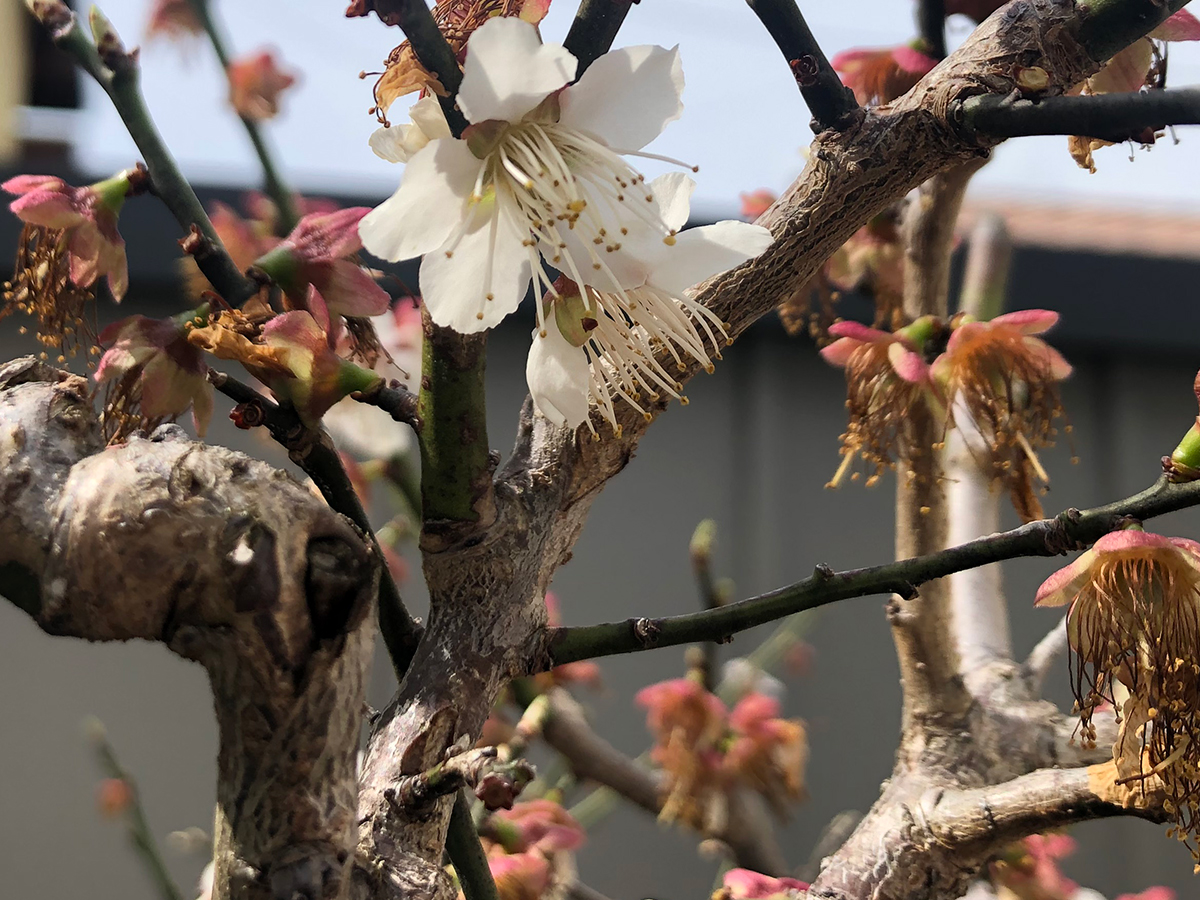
[480,120,670,294]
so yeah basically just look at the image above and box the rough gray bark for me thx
[0,359,378,900]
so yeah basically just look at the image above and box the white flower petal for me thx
[369,96,451,163]
[648,172,695,234]
[526,323,590,427]
[458,18,577,124]
[559,45,684,151]
[646,221,773,296]
[420,199,532,333]
[360,139,483,262]
[324,398,414,459]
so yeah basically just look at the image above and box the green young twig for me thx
[447,792,500,900]
[26,3,256,304]
[547,475,1200,665]
[84,718,184,900]
[962,86,1200,141]
[744,0,860,132]
[417,311,495,548]
[186,0,300,233]
[208,371,422,678]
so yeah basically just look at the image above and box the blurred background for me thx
[3,0,1200,898]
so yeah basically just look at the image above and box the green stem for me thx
[418,314,493,537]
[87,720,184,900]
[44,11,255,303]
[447,792,499,900]
[187,0,300,233]
[548,475,1200,665]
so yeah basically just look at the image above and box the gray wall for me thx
[3,301,1200,900]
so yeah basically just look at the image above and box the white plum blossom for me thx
[526,174,772,433]
[369,95,452,165]
[360,17,693,333]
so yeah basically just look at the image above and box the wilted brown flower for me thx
[932,310,1071,520]
[820,317,944,488]
[1037,529,1200,859]
[2,225,98,366]
[228,50,298,120]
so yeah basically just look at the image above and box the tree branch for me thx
[345,0,468,135]
[355,381,422,431]
[964,86,1200,141]
[24,3,256,304]
[208,371,422,678]
[446,793,500,900]
[1022,615,1069,694]
[546,475,1200,665]
[918,0,947,60]
[946,214,1014,693]
[744,0,860,131]
[417,313,495,550]
[925,762,1168,851]
[563,0,635,76]
[186,0,299,233]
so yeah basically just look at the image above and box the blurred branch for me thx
[744,0,859,131]
[547,475,1200,664]
[1022,615,1069,694]
[356,381,422,430]
[946,213,1014,691]
[918,0,947,60]
[563,0,636,75]
[85,719,184,900]
[186,0,299,233]
[689,520,724,691]
[25,3,256,304]
[962,86,1200,141]
[207,370,422,678]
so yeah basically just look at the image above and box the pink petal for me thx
[191,381,214,437]
[1091,529,1177,555]
[2,175,66,195]
[829,48,874,72]
[827,320,894,343]
[1150,9,1200,41]
[819,337,863,368]
[892,45,937,76]
[10,190,85,229]
[263,309,327,351]
[888,344,930,383]
[67,227,102,289]
[288,207,370,261]
[1031,341,1072,381]
[1168,537,1200,560]
[1034,549,1097,607]
[316,261,391,318]
[730,693,780,732]
[992,308,1059,334]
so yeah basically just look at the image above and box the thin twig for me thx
[962,86,1200,141]
[347,0,468,135]
[744,0,859,132]
[356,381,422,430]
[917,0,947,60]
[26,5,256,304]
[689,520,723,691]
[547,475,1200,665]
[207,371,422,677]
[563,0,636,75]
[446,792,500,900]
[186,0,299,233]
[85,718,184,900]
[1022,615,1069,694]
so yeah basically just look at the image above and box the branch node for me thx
[632,617,661,647]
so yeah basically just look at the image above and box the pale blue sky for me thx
[74,0,1200,217]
